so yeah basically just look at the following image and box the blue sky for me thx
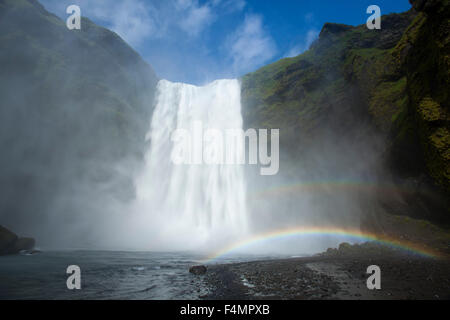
[40,0,411,85]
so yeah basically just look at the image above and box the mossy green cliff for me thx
[241,0,449,222]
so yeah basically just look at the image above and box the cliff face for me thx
[403,0,449,192]
[0,0,158,239]
[241,0,449,223]
[241,10,417,156]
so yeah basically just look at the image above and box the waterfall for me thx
[135,79,248,249]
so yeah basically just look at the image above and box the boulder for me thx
[189,265,207,275]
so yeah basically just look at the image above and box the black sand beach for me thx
[202,249,450,300]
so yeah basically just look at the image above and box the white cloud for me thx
[285,28,319,58]
[103,0,159,46]
[40,0,265,82]
[41,0,247,44]
[41,0,161,47]
[176,0,215,36]
[219,0,246,13]
[226,14,277,75]
[175,0,246,36]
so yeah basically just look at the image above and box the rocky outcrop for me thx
[0,225,35,255]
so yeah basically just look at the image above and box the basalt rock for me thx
[189,265,207,275]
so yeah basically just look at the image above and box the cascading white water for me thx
[135,79,248,250]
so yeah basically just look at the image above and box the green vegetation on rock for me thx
[241,0,449,222]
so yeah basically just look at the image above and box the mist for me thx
[0,0,157,249]
[1,0,442,258]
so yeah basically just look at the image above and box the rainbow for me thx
[203,226,442,262]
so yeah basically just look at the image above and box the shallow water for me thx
[0,250,287,300]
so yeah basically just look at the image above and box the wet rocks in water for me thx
[19,249,42,255]
[0,225,36,255]
[189,265,207,275]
